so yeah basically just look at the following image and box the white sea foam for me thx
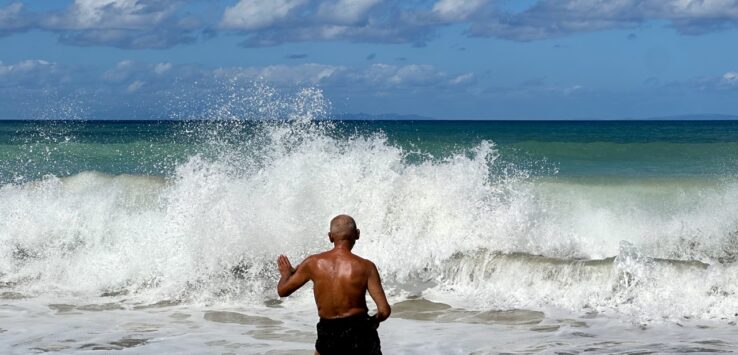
[1,114,738,322]
[5,87,738,354]
[2,86,738,325]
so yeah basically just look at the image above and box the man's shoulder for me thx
[351,254,377,269]
[304,251,334,264]
[302,253,321,263]
[310,250,334,258]
[309,250,376,268]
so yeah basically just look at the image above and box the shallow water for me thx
[3,295,738,354]
[2,89,738,353]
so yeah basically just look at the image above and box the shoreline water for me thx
[2,119,738,353]
[3,295,738,354]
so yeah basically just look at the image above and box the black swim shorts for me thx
[315,313,382,355]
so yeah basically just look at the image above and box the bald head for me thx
[329,214,359,242]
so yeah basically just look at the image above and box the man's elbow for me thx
[377,305,391,321]
[277,286,291,298]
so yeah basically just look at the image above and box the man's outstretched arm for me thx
[277,255,311,297]
[367,261,391,326]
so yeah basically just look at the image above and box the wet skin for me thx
[276,225,391,324]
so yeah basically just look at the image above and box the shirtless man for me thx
[276,215,391,355]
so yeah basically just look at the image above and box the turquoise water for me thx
[352,120,738,177]
[1,120,736,183]
[1,118,738,310]
[2,118,738,353]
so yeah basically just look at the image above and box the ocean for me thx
[2,112,738,353]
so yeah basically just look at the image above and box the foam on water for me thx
[1,88,738,325]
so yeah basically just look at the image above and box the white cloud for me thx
[214,63,343,85]
[563,84,583,95]
[0,2,22,22]
[470,0,738,40]
[154,62,173,75]
[387,64,445,86]
[355,63,449,88]
[4,0,738,48]
[0,59,72,89]
[1,59,477,116]
[0,2,29,33]
[0,61,9,76]
[317,0,382,24]
[103,60,184,84]
[0,2,21,15]
[432,0,488,21]
[209,62,471,90]
[103,60,137,82]
[220,0,308,30]
[0,59,55,75]
[662,0,738,18]
[127,80,145,93]
[33,0,195,48]
[449,73,475,85]
[73,0,138,28]
[722,71,738,84]
[44,0,177,30]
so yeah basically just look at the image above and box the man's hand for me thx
[369,314,380,329]
[276,255,311,298]
[277,255,295,278]
[367,261,391,323]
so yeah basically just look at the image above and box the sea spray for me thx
[1,87,738,322]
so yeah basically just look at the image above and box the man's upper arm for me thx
[367,261,391,321]
[278,258,312,297]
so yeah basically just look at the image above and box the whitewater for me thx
[2,88,738,353]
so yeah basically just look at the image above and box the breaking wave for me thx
[1,88,738,322]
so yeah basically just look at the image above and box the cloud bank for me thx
[0,58,479,118]
[1,1,737,48]
[2,56,736,119]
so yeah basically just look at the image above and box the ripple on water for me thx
[77,336,149,351]
[169,312,191,320]
[77,303,124,311]
[132,300,181,310]
[30,344,72,352]
[247,326,315,343]
[48,304,79,314]
[121,322,162,332]
[0,291,27,300]
[529,324,560,332]
[203,311,283,326]
[391,298,545,325]
[694,339,730,346]
[571,331,596,338]
[671,344,732,353]
[47,302,125,313]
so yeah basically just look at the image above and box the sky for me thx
[1,0,738,120]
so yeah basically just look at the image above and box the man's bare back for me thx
[276,215,390,354]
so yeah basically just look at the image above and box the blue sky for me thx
[1,0,738,119]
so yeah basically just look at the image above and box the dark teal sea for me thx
[2,119,738,353]
[1,120,737,183]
